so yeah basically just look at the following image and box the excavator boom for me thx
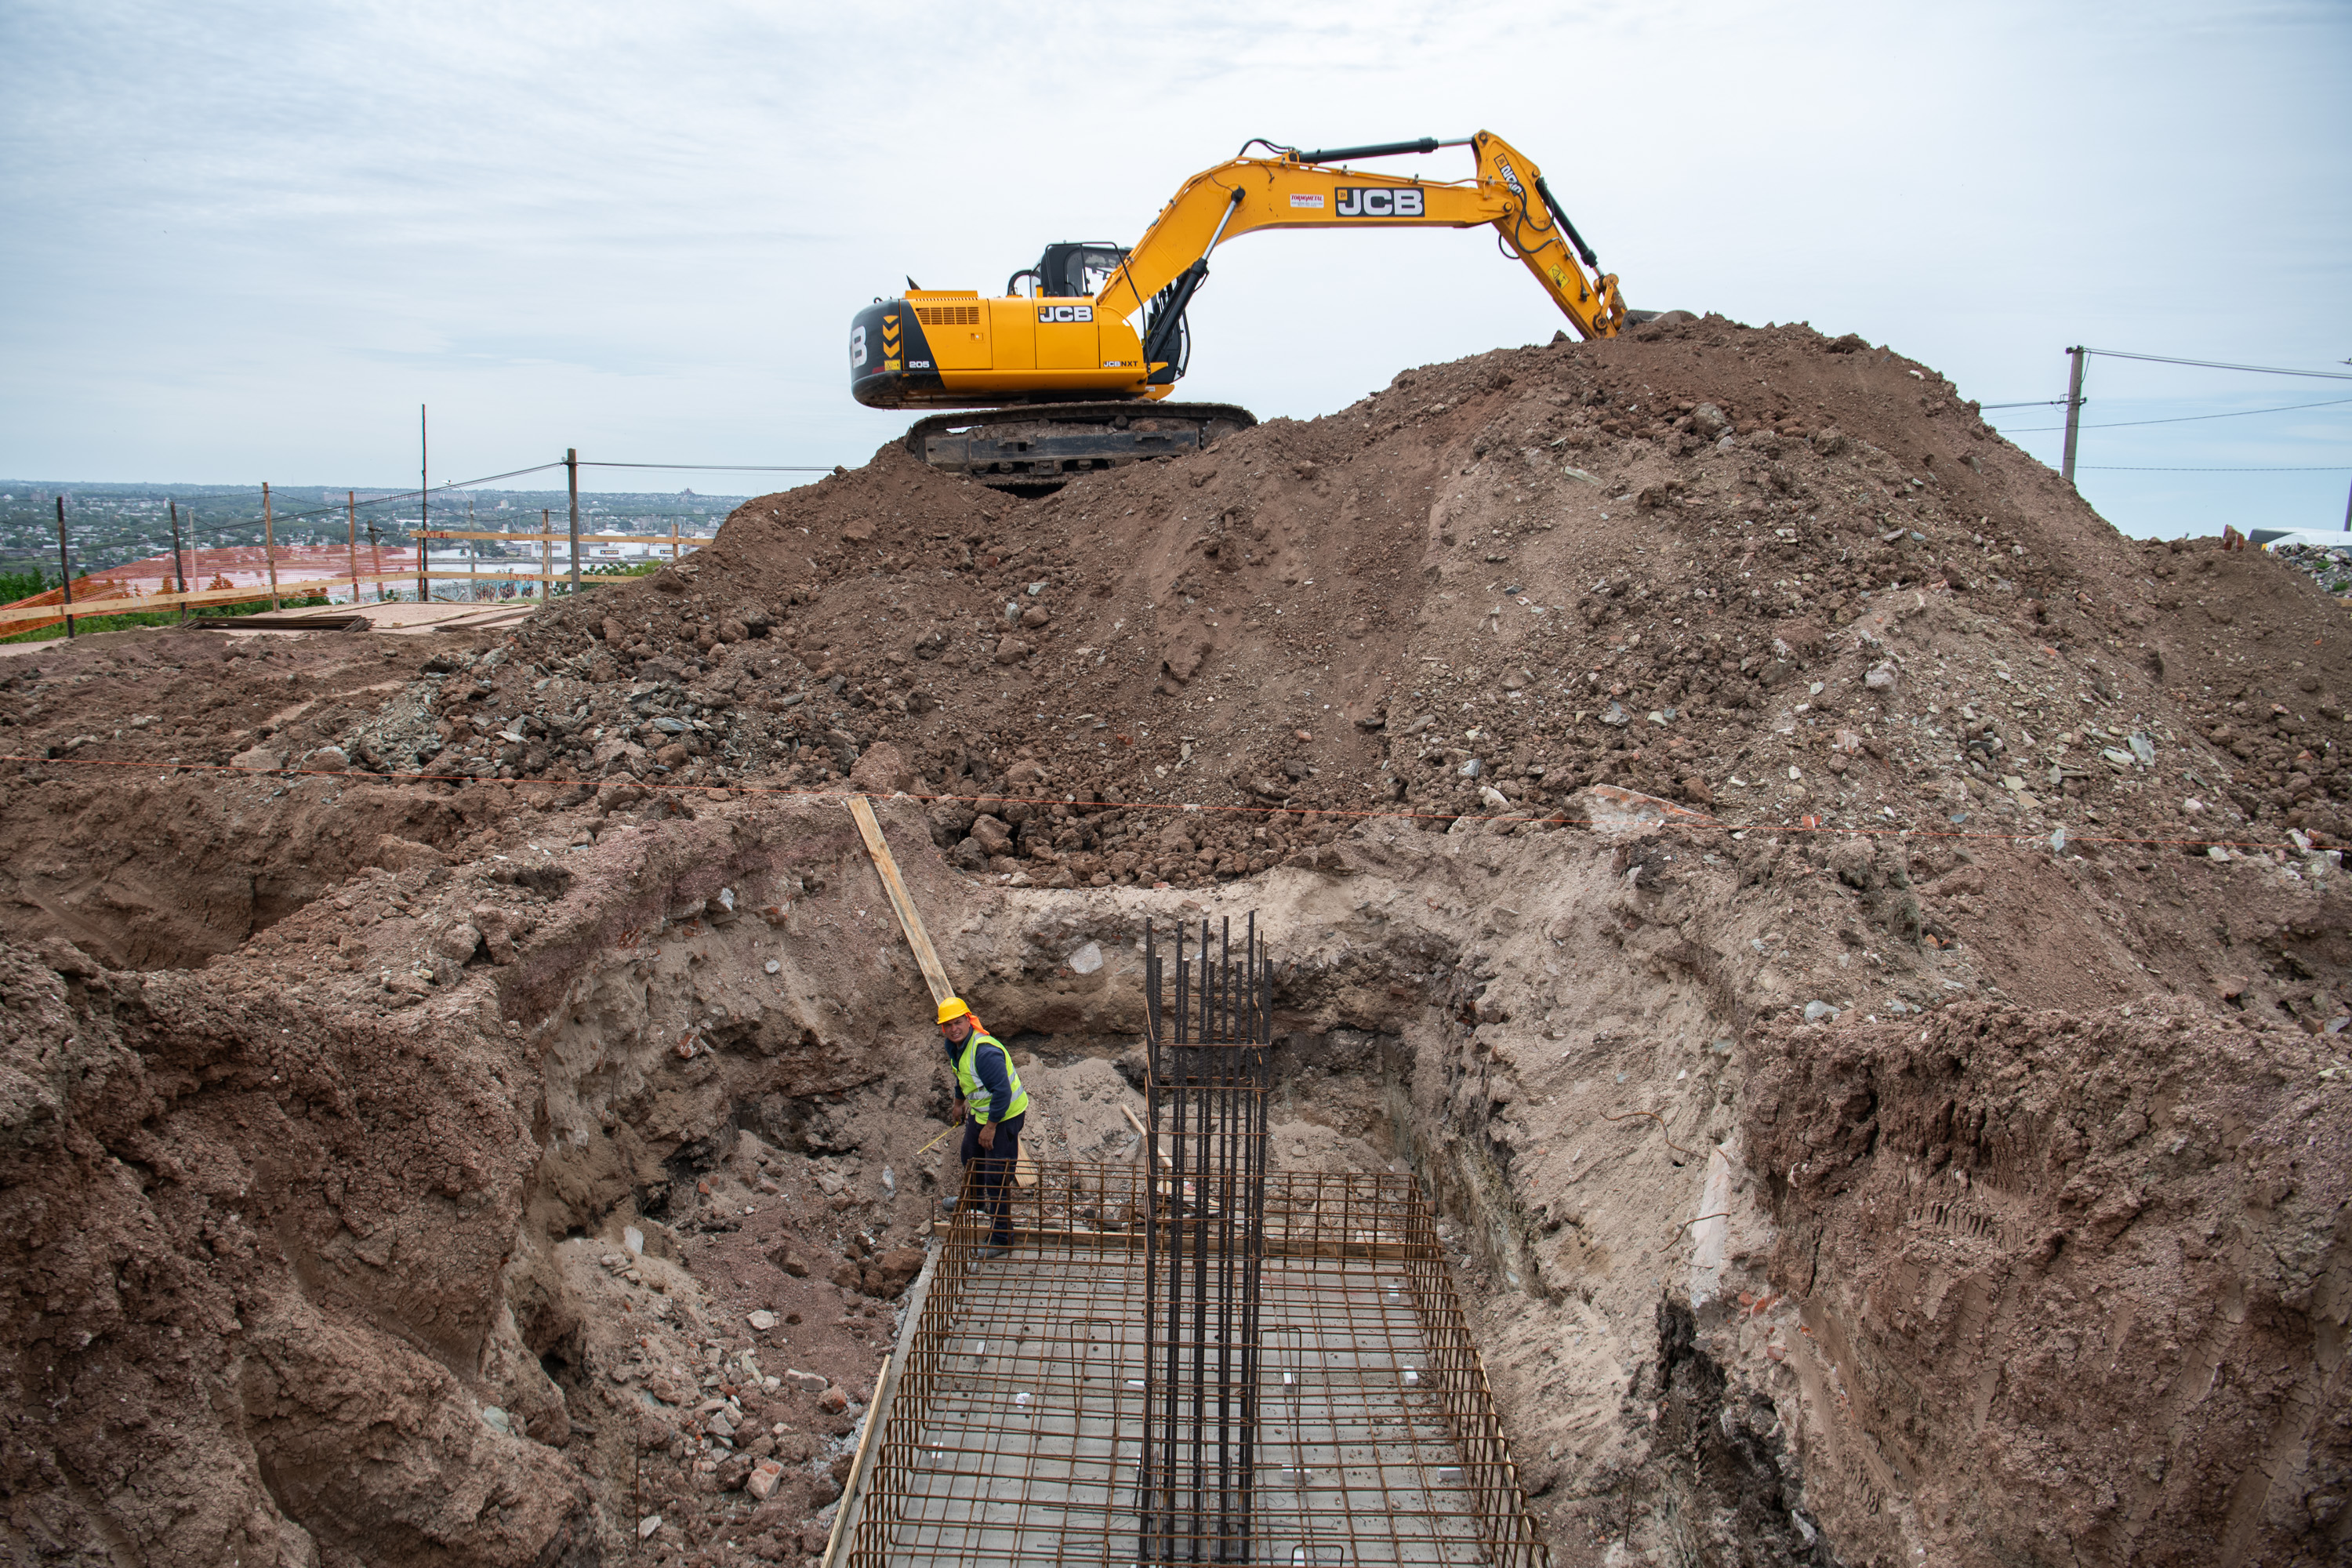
[849,131,1625,488]
[1098,131,1622,344]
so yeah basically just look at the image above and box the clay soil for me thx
[2,314,2347,1568]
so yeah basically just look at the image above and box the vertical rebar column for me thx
[1138,914,1271,1562]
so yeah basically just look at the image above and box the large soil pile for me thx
[3,316,2347,1568]
[543,314,2352,865]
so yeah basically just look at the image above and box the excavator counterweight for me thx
[850,131,1625,490]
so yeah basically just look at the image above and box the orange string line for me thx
[0,752,2309,854]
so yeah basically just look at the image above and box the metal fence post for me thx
[54,495,74,638]
[418,404,430,604]
[263,481,281,611]
[567,448,581,593]
[168,499,189,622]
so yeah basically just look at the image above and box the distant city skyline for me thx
[0,479,747,579]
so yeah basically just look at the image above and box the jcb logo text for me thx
[1334,187,1424,218]
[1037,305,1094,323]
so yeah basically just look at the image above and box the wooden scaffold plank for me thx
[846,795,1035,1187]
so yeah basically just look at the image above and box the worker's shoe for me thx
[977,1244,1011,1261]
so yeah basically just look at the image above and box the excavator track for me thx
[904,402,1257,494]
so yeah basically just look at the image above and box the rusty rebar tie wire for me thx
[1599,1105,1694,1157]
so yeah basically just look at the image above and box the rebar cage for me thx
[843,912,1549,1568]
[1139,916,1274,1562]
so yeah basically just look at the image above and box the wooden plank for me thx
[1,563,619,629]
[820,1240,942,1568]
[818,1347,889,1568]
[845,794,956,1005]
[1121,1102,1170,1170]
[0,569,434,626]
[408,568,575,583]
[2,575,360,626]
[844,796,1038,1184]
[414,528,715,546]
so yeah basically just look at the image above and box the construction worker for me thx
[937,996,1028,1259]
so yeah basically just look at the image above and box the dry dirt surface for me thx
[1,315,2347,1568]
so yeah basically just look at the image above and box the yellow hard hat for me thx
[936,996,971,1025]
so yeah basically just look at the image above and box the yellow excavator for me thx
[849,130,1628,490]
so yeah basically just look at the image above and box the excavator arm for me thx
[1100,130,1626,378]
[848,130,1627,488]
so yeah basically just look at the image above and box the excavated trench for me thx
[3,786,1780,1565]
[506,808,1835,1568]
[460,797,1811,1565]
[8,786,2346,1568]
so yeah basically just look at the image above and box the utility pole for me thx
[566,448,581,594]
[2060,346,2088,488]
[418,404,430,604]
[168,499,189,622]
[54,495,74,639]
[263,481,281,611]
[347,491,361,605]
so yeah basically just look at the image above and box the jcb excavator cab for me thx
[1008,243,1127,299]
[1007,241,1192,383]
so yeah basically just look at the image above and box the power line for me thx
[289,460,567,519]
[184,461,570,531]
[1976,397,2070,410]
[1998,394,2352,434]
[80,456,822,535]
[2087,349,2352,383]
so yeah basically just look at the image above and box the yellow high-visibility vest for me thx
[954,1030,1029,1123]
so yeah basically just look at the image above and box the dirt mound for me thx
[15,315,2352,906]
[467,314,2352,886]
[3,317,2350,1568]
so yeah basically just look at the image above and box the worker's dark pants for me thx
[960,1111,1024,1247]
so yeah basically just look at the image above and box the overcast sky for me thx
[2,1,2346,535]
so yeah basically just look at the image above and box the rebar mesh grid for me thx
[846,1161,1548,1567]
[1140,916,1272,1562]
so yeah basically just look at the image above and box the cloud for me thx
[0,0,2345,530]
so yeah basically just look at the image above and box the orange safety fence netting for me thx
[3,545,429,635]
